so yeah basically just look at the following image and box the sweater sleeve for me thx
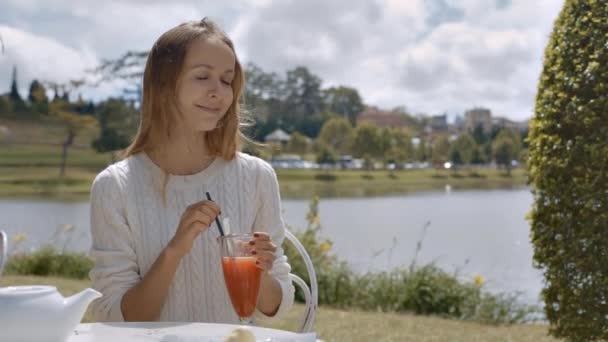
[251,160,296,323]
[88,168,141,322]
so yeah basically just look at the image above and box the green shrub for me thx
[5,246,93,279]
[528,0,608,340]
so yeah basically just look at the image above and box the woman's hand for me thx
[250,232,277,272]
[167,200,221,258]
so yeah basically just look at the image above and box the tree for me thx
[323,86,364,125]
[528,1,608,340]
[431,135,450,166]
[284,66,324,118]
[377,128,393,166]
[9,65,26,113]
[28,80,48,103]
[50,100,97,177]
[286,131,310,155]
[88,50,148,105]
[352,123,381,161]
[472,123,490,145]
[0,96,12,117]
[387,129,414,168]
[450,133,476,166]
[28,80,49,115]
[492,129,521,175]
[244,63,285,122]
[316,143,337,165]
[92,98,138,161]
[317,117,354,155]
[415,139,429,162]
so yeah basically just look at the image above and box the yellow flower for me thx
[12,233,27,243]
[473,274,486,287]
[319,241,332,253]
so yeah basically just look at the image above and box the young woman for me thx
[89,18,294,323]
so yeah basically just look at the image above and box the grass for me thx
[277,168,527,198]
[0,275,558,342]
[0,163,527,200]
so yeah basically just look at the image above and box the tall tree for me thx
[352,123,381,160]
[431,135,451,166]
[28,80,48,104]
[92,98,138,161]
[415,139,429,162]
[388,129,414,168]
[285,131,310,155]
[9,65,26,112]
[323,86,364,125]
[284,66,324,118]
[528,1,608,339]
[492,129,521,175]
[317,117,354,155]
[450,133,476,166]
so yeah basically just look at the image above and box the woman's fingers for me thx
[251,239,277,253]
[252,232,270,241]
[183,210,212,231]
[252,249,275,271]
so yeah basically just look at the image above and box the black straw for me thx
[205,192,225,236]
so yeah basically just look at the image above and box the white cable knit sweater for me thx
[88,152,295,323]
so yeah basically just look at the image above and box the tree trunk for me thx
[60,132,74,177]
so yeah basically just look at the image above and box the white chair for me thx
[284,229,318,333]
[0,230,7,276]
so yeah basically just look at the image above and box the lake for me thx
[0,188,543,304]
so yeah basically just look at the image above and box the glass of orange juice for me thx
[217,234,262,325]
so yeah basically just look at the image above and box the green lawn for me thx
[0,275,557,342]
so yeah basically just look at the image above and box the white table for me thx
[67,322,318,342]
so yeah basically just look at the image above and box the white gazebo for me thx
[264,128,291,148]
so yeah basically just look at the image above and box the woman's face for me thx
[175,37,236,134]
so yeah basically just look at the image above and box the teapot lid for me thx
[0,285,56,297]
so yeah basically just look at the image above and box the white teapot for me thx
[0,231,102,342]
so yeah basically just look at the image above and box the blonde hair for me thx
[123,18,245,161]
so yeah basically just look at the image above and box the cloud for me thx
[0,0,565,120]
[0,25,98,94]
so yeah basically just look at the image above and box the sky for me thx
[0,0,565,121]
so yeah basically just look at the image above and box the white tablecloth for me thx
[67,322,318,342]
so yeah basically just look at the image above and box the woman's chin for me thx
[195,122,220,133]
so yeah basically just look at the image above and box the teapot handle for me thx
[0,230,6,277]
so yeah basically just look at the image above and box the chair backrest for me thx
[0,230,7,276]
[284,229,318,333]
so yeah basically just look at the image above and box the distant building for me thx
[428,114,448,133]
[357,106,410,129]
[264,129,291,149]
[493,117,530,133]
[465,108,492,134]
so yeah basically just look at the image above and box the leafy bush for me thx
[528,0,608,340]
[5,246,93,279]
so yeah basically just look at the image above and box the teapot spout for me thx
[65,288,102,323]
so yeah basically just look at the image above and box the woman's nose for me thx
[207,81,221,99]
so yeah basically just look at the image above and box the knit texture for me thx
[89,152,295,323]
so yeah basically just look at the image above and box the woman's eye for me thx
[196,76,208,80]
[221,80,232,85]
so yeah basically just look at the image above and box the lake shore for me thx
[0,166,527,200]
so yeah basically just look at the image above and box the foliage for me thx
[527,0,608,340]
